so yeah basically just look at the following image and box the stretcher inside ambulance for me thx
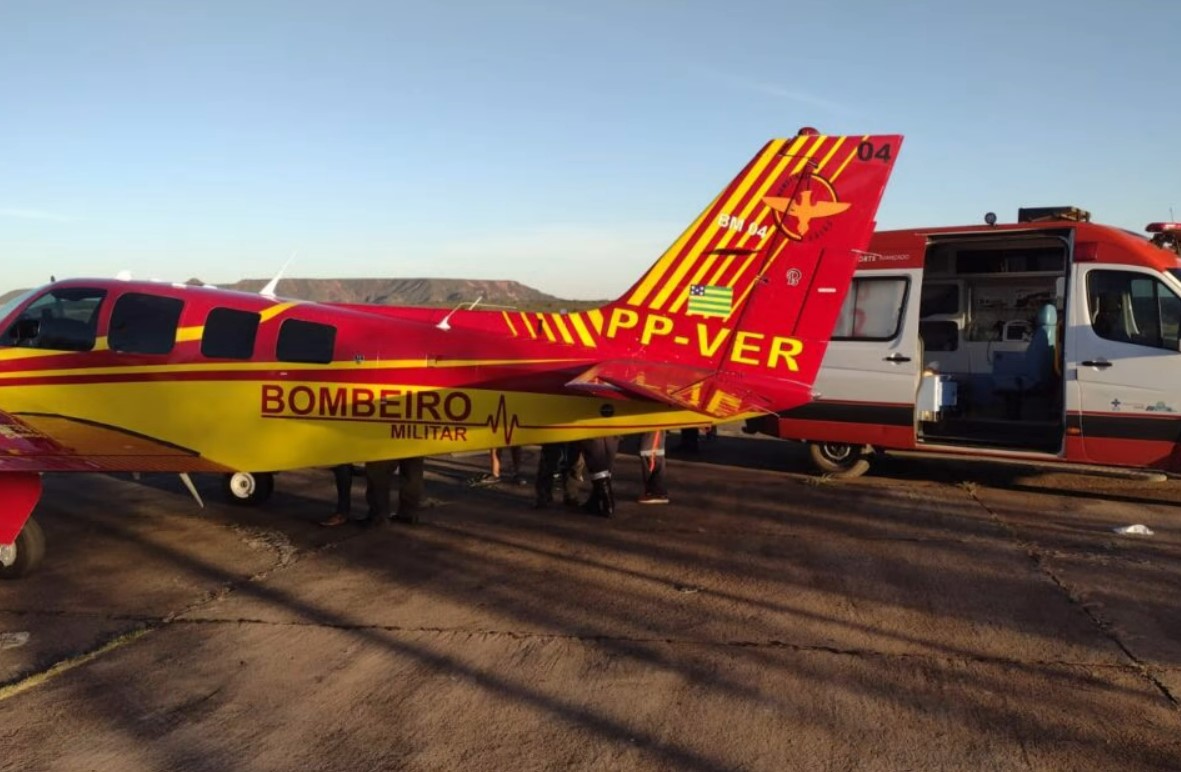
[745,208,1181,477]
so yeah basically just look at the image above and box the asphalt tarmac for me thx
[2,433,1180,771]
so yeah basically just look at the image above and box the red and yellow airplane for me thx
[0,130,901,577]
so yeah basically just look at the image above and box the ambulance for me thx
[744,208,1181,477]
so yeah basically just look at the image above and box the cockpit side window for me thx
[3,287,107,351]
[109,293,184,355]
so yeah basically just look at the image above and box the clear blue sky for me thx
[2,0,1177,299]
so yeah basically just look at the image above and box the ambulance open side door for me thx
[1070,263,1181,468]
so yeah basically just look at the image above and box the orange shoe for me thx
[318,513,350,527]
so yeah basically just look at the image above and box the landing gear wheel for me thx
[0,517,46,579]
[222,472,275,506]
[807,442,871,479]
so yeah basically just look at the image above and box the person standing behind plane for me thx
[533,442,582,509]
[468,447,528,487]
[319,463,356,527]
[363,457,425,526]
[637,431,669,505]
[579,435,620,518]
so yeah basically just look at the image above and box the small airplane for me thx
[0,129,902,577]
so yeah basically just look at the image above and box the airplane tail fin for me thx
[570,131,902,416]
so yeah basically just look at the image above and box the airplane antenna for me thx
[179,473,205,509]
[260,252,295,298]
[436,295,483,331]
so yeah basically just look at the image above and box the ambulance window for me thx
[832,278,908,340]
[277,319,336,363]
[3,287,106,351]
[201,308,260,359]
[110,293,184,355]
[1087,271,1181,351]
[920,283,959,316]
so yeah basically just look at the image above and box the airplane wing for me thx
[0,410,227,474]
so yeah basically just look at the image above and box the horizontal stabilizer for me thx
[566,361,814,419]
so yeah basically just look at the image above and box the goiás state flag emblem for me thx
[687,284,733,318]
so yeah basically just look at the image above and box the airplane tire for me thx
[222,472,275,506]
[0,517,46,580]
[808,442,871,479]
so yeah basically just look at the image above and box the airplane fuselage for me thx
[0,279,720,474]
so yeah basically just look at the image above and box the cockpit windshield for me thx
[2,287,108,351]
[0,288,39,326]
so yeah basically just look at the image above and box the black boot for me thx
[593,478,614,518]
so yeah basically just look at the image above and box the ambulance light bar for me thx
[1146,222,1181,233]
[1018,206,1091,223]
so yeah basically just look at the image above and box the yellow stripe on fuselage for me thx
[550,314,575,345]
[1,377,759,472]
[567,313,597,348]
[0,356,589,381]
[259,302,299,323]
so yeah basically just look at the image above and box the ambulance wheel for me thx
[222,472,274,506]
[808,442,871,478]
[0,517,46,580]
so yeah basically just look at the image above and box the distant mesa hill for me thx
[209,278,603,311]
[2,278,605,313]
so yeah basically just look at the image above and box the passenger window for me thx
[920,283,959,317]
[3,287,106,351]
[832,278,908,340]
[277,319,336,364]
[1088,271,1181,350]
[919,320,959,352]
[201,308,260,359]
[109,293,184,355]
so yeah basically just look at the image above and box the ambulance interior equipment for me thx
[910,220,1069,451]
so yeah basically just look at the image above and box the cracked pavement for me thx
[1,435,1180,770]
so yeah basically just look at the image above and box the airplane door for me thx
[807,271,921,442]
[1071,265,1181,469]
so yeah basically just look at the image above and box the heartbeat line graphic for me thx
[484,395,523,444]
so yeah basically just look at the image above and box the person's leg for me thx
[364,460,395,525]
[581,437,616,518]
[560,443,582,505]
[534,444,561,507]
[509,446,527,484]
[639,432,668,503]
[333,464,352,515]
[319,464,355,526]
[395,457,425,523]
[468,449,501,486]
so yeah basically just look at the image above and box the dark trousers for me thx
[332,464,353,515]
[638,431,667,496]
[365,458,425,520]
[580,436,619,481]
[535,442,582,505]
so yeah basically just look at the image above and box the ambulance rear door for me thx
[803,270,921,444]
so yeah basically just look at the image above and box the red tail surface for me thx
[572,132,902,416]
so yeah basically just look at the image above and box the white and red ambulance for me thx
[744,208,1181,477]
